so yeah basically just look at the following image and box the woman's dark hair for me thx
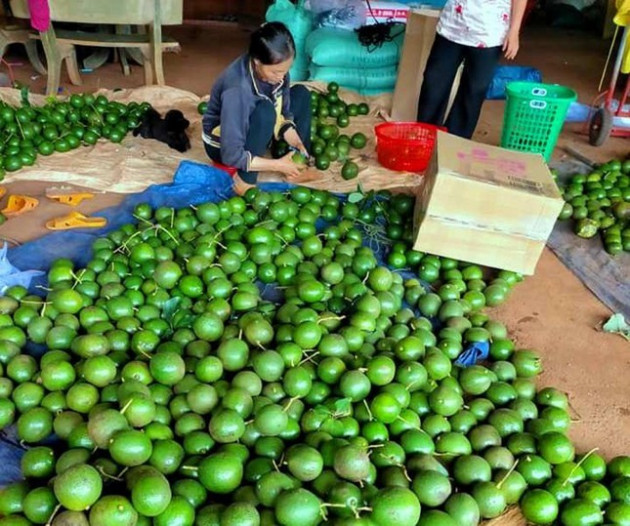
[249,22,295,65]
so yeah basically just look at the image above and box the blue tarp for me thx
[8,158,621,487]
[10,161,236,276]
[1,159,492,486]
[8,162,298,296]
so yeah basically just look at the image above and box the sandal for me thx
[46,186,94,206]
[2,195,39,217]
[45,211,107,230]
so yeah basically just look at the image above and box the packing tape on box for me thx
[422,214,553,243]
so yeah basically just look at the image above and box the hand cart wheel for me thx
[589,107,613,146]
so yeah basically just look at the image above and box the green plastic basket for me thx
[500,82,577,161]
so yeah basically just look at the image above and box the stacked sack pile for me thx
[306,0,405,96]
[265,0,314,81]
[306,24,405,96]
[265,0,406,95]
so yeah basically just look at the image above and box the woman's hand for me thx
[503,28,520,60]
[283,127,309,156]
[274,152,302,179]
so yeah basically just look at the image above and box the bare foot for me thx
[378,109,392,122]
[288,168,322,184]
[233,174,255,196]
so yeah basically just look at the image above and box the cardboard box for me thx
[363,2,410,25]
[391,8,462,122]
[413,132,564,275]
[391,9,439,121]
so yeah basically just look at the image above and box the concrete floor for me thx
[1,22,630,457]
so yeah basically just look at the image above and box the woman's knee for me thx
[290,84,309,101]
[290,85,310,112]
[204,142,221,163]
[251,99,276,128]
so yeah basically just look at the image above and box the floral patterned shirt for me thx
[437,0,512,48]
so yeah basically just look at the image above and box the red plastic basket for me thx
[375,122,446,172]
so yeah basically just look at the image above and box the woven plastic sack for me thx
[290,59,310,81]
[310,64,397,90]
[306,26,404,68]
[266,0,314,78]
[359,86,395,96]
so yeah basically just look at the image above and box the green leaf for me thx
[333,398,352,417]
[173,311,196,329]
[20,86,30,107]
[162,297,181,323]
[313,405,332,419]
[348,192,364,204]
[602,313,630,340]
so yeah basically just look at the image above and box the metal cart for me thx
[588,22,630,145]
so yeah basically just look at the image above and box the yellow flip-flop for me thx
[46,190,94,206]
[46,211,107,230]
[2,195,39,217]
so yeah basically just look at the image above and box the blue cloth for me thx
[565,101,590,123]
[0,429,25,486]
[455,341,490,367]
[0,243,44,294]
[486,65,543,100]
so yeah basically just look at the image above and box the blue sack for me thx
[486,65,542,100]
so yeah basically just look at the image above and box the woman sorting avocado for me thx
[202,22,314,195]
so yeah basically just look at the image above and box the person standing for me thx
[417,0,527,139]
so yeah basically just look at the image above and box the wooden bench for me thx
[8,0,183,95]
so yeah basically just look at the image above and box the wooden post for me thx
[151,0,164,85]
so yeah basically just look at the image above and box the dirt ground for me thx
[0,22,629,460]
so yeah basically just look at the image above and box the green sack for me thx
[306,25,404,68]
[290,58,310,82]
[358,87,395,96]
[266,0,313,79]
[309,64,398,91]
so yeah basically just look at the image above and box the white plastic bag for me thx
[306,0,366,30]
[0,244,44,294]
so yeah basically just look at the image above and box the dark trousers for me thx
[417,34,502,139]
[205,84,312,184]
